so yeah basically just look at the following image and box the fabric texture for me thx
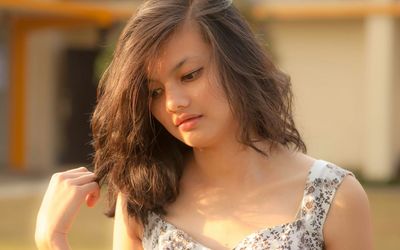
[142,159,354,250]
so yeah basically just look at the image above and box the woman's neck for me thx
[187,138,292,190]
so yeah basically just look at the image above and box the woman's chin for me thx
[180,135,212,149]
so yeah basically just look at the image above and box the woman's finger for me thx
[49,172,94,188]
[85,187,101,208]
[64,166,90,173]
[55,171,93,180]
[79,182,100,197]
[69,172,97,186]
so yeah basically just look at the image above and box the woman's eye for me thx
[150,88,163,98]
[181,68,203,82]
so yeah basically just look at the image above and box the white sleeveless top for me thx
[142,159,354,249]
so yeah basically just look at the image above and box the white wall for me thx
[25,30,64,171]
[25,28,99,171]
[265,18,400,180]
[266,20,365,170]
[393,20,400,172]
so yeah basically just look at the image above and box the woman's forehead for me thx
[144,21,214,79]
[147,55,204,77]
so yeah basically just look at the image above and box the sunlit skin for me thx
[145,20,374,250]
[148,20,303,188]
[145,20,314,249]
[148,33,236,151]
[34,20,373,250]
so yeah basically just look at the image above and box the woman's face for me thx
[148,22,237,148]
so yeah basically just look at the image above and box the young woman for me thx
[35,0,373,249]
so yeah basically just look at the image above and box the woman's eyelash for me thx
[150,88,163,98]
[149,68,203,98]
[181,67,203,81]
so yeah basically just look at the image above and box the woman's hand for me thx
[35,167,100,249]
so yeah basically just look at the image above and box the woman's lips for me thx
[178,115,202,131]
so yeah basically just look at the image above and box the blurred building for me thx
[0,0,138,173]
[0,0,399,182]
[251,0,400,182]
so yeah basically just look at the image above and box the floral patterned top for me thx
[142,159,354,250]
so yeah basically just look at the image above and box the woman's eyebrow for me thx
[148,56,200,83]
[170,57,188,74]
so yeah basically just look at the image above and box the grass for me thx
[0,193,113,250]
[0,185,398,250]
[366,185,400,249]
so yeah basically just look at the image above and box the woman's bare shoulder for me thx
[323,175,374,250]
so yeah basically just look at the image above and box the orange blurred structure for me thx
[1,0,136,171]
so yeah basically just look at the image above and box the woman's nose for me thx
[165,86,190,113]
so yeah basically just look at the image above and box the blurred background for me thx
[0,0,399,249]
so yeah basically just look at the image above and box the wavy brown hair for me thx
[91,0,307,225]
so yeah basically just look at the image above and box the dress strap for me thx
[297,160,354,241]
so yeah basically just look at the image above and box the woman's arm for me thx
[113,192,143,250]
[35,234,70,250]
[324,175,374,250]
[35,167,100,250]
